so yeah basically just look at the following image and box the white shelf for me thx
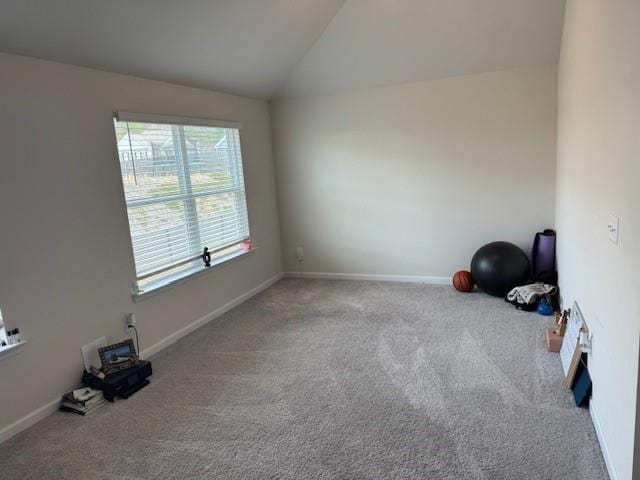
[0,341,26,362]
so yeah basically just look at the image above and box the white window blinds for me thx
[113,113,250,288]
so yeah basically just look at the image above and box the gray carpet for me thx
[0,279,608,479]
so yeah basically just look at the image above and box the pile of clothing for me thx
[506,282,558,312]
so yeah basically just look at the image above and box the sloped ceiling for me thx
[278,0,566,97]
[0,0,346,98]
[0,0,565,99]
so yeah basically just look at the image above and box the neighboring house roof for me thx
[117,134,154,153]
[159,137,196,152]
[215,136,228,149]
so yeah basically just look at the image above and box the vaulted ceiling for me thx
[0,0,566,99]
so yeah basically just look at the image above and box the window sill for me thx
[0,341,26,362]
[133,248,256,302]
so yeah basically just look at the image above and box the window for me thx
[113,112,251,294]
[0,308,6,346]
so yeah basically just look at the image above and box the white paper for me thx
[560,302,584,376]
[81,337,107,372]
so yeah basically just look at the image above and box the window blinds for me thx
[113,114,250,283]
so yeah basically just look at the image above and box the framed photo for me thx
[98,339,138,375]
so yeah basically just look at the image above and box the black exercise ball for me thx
[470,241,530,297]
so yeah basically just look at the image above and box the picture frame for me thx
[98,339,139,375]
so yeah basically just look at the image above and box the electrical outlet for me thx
[124,313,136,334]
[296,247,304,263]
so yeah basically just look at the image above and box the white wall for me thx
[271,65,558,277]
[556,2,640,479]
[0,53,281,433]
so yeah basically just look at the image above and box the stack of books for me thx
[60,387,106,416]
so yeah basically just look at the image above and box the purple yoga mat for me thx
[532,229,556,283]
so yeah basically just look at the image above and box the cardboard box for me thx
[546,328,563,353]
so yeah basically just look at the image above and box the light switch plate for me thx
[608,215,619,244]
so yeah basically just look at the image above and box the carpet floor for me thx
[0,279,608,479]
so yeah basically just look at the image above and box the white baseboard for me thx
[590,401,618,480]
[284,271,450,285]
[140,272,283,359]
[0,272,283,446]
[0,398,61,444]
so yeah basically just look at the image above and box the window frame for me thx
[113,112,252,298]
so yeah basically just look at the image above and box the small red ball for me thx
[452,270,474,292]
